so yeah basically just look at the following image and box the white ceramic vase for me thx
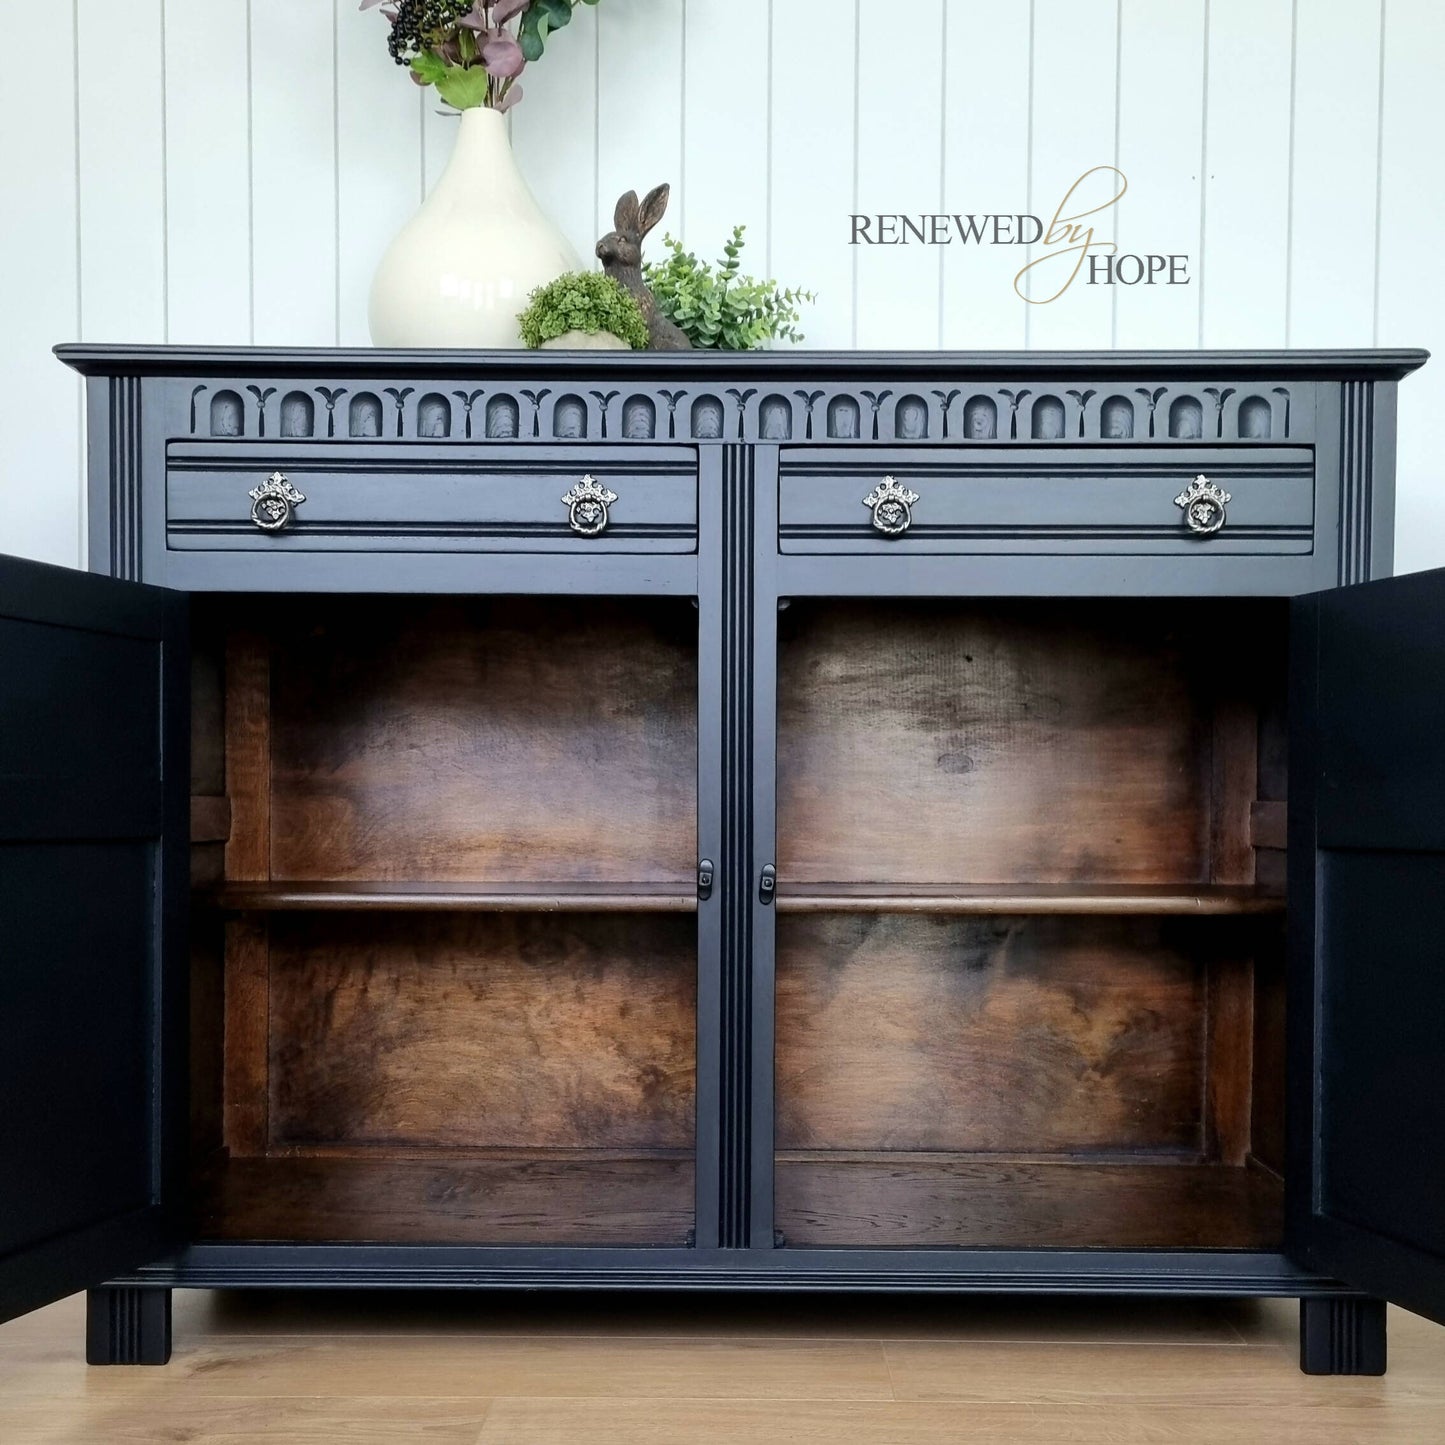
[369,107,581,349]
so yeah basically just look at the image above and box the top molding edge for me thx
[53,344,1431,382]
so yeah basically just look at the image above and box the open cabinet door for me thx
[1289,566,1445,1328]
[0,555,187,1325]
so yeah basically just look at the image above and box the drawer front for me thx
[167,443,697,554]
[779,447,1315,555]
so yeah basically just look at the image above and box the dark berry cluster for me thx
[386,0,473,65]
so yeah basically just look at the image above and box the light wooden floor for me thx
[2,1290,1444,1443]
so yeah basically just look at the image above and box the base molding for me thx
[1299,1296,1387,1375]
[109,1244,1351,1298]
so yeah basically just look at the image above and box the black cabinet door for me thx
[0,555,187,1323]
[1289,566,1445,1324]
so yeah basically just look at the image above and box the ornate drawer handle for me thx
[1174,474,1231,536]
[248,471,306,533]
[862,476,920,537]
[562,475,618,537]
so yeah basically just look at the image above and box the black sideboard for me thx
[0,345,1440,1378]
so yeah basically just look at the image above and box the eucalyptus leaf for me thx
[409,50,448,86]
[519,8,548,59]
[434,63,494,109]
[482,33,526,77]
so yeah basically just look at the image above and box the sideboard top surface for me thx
[54,344,1430,382]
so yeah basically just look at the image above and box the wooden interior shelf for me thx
[201,880,698,914]
[774,883,1286,916]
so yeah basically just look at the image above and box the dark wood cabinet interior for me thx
[188,594,699,1247]
[773,597,1287,1252]
[181,590,1292,1255]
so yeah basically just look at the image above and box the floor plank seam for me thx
[469,1396,496,1445]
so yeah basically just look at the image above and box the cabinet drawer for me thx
[779,447,1314,555]
[166,443,697,554]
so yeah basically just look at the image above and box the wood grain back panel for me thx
[265,912,696,1152]
[1251,937,1288,1177]
[263,597,697,883]
[775,913,1211,1155]
[778,601,1233,885]
[774,1158,1283,1250]
[196,1155,694,1245]
[224,630,272,881]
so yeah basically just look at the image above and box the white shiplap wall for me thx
[2,0,1442,571]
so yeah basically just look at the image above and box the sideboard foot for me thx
[86,1287,172,1366]
[1299,1296,1386,1375]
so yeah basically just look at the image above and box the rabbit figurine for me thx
[597,185,693,351]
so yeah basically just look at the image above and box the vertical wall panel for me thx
[1112,0,1205,348]
[77,0,167,342]
[1199,0,1293,347]
[1376,0,1445,576]
[1025,0,1120,349]
[164,0,252,344]
[596,0,685,255]
[1288,2,1383,346]
[249,0,338,345]
[0,1,80,565]
[681,0,770,277]
[854,0,946,349]
[512,4,601,267]
[337,3,424,346]
[422,94,457,200]
[940,4,1033,350]
[769,1,857,349]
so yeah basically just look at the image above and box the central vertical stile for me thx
[717,444,756,1249]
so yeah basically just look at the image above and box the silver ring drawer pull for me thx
[249,471,306,533]
[1174,474,1231,536]
[562,475,618,537]
[862,476,920,537]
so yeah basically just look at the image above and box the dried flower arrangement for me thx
[361,0,598,112]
